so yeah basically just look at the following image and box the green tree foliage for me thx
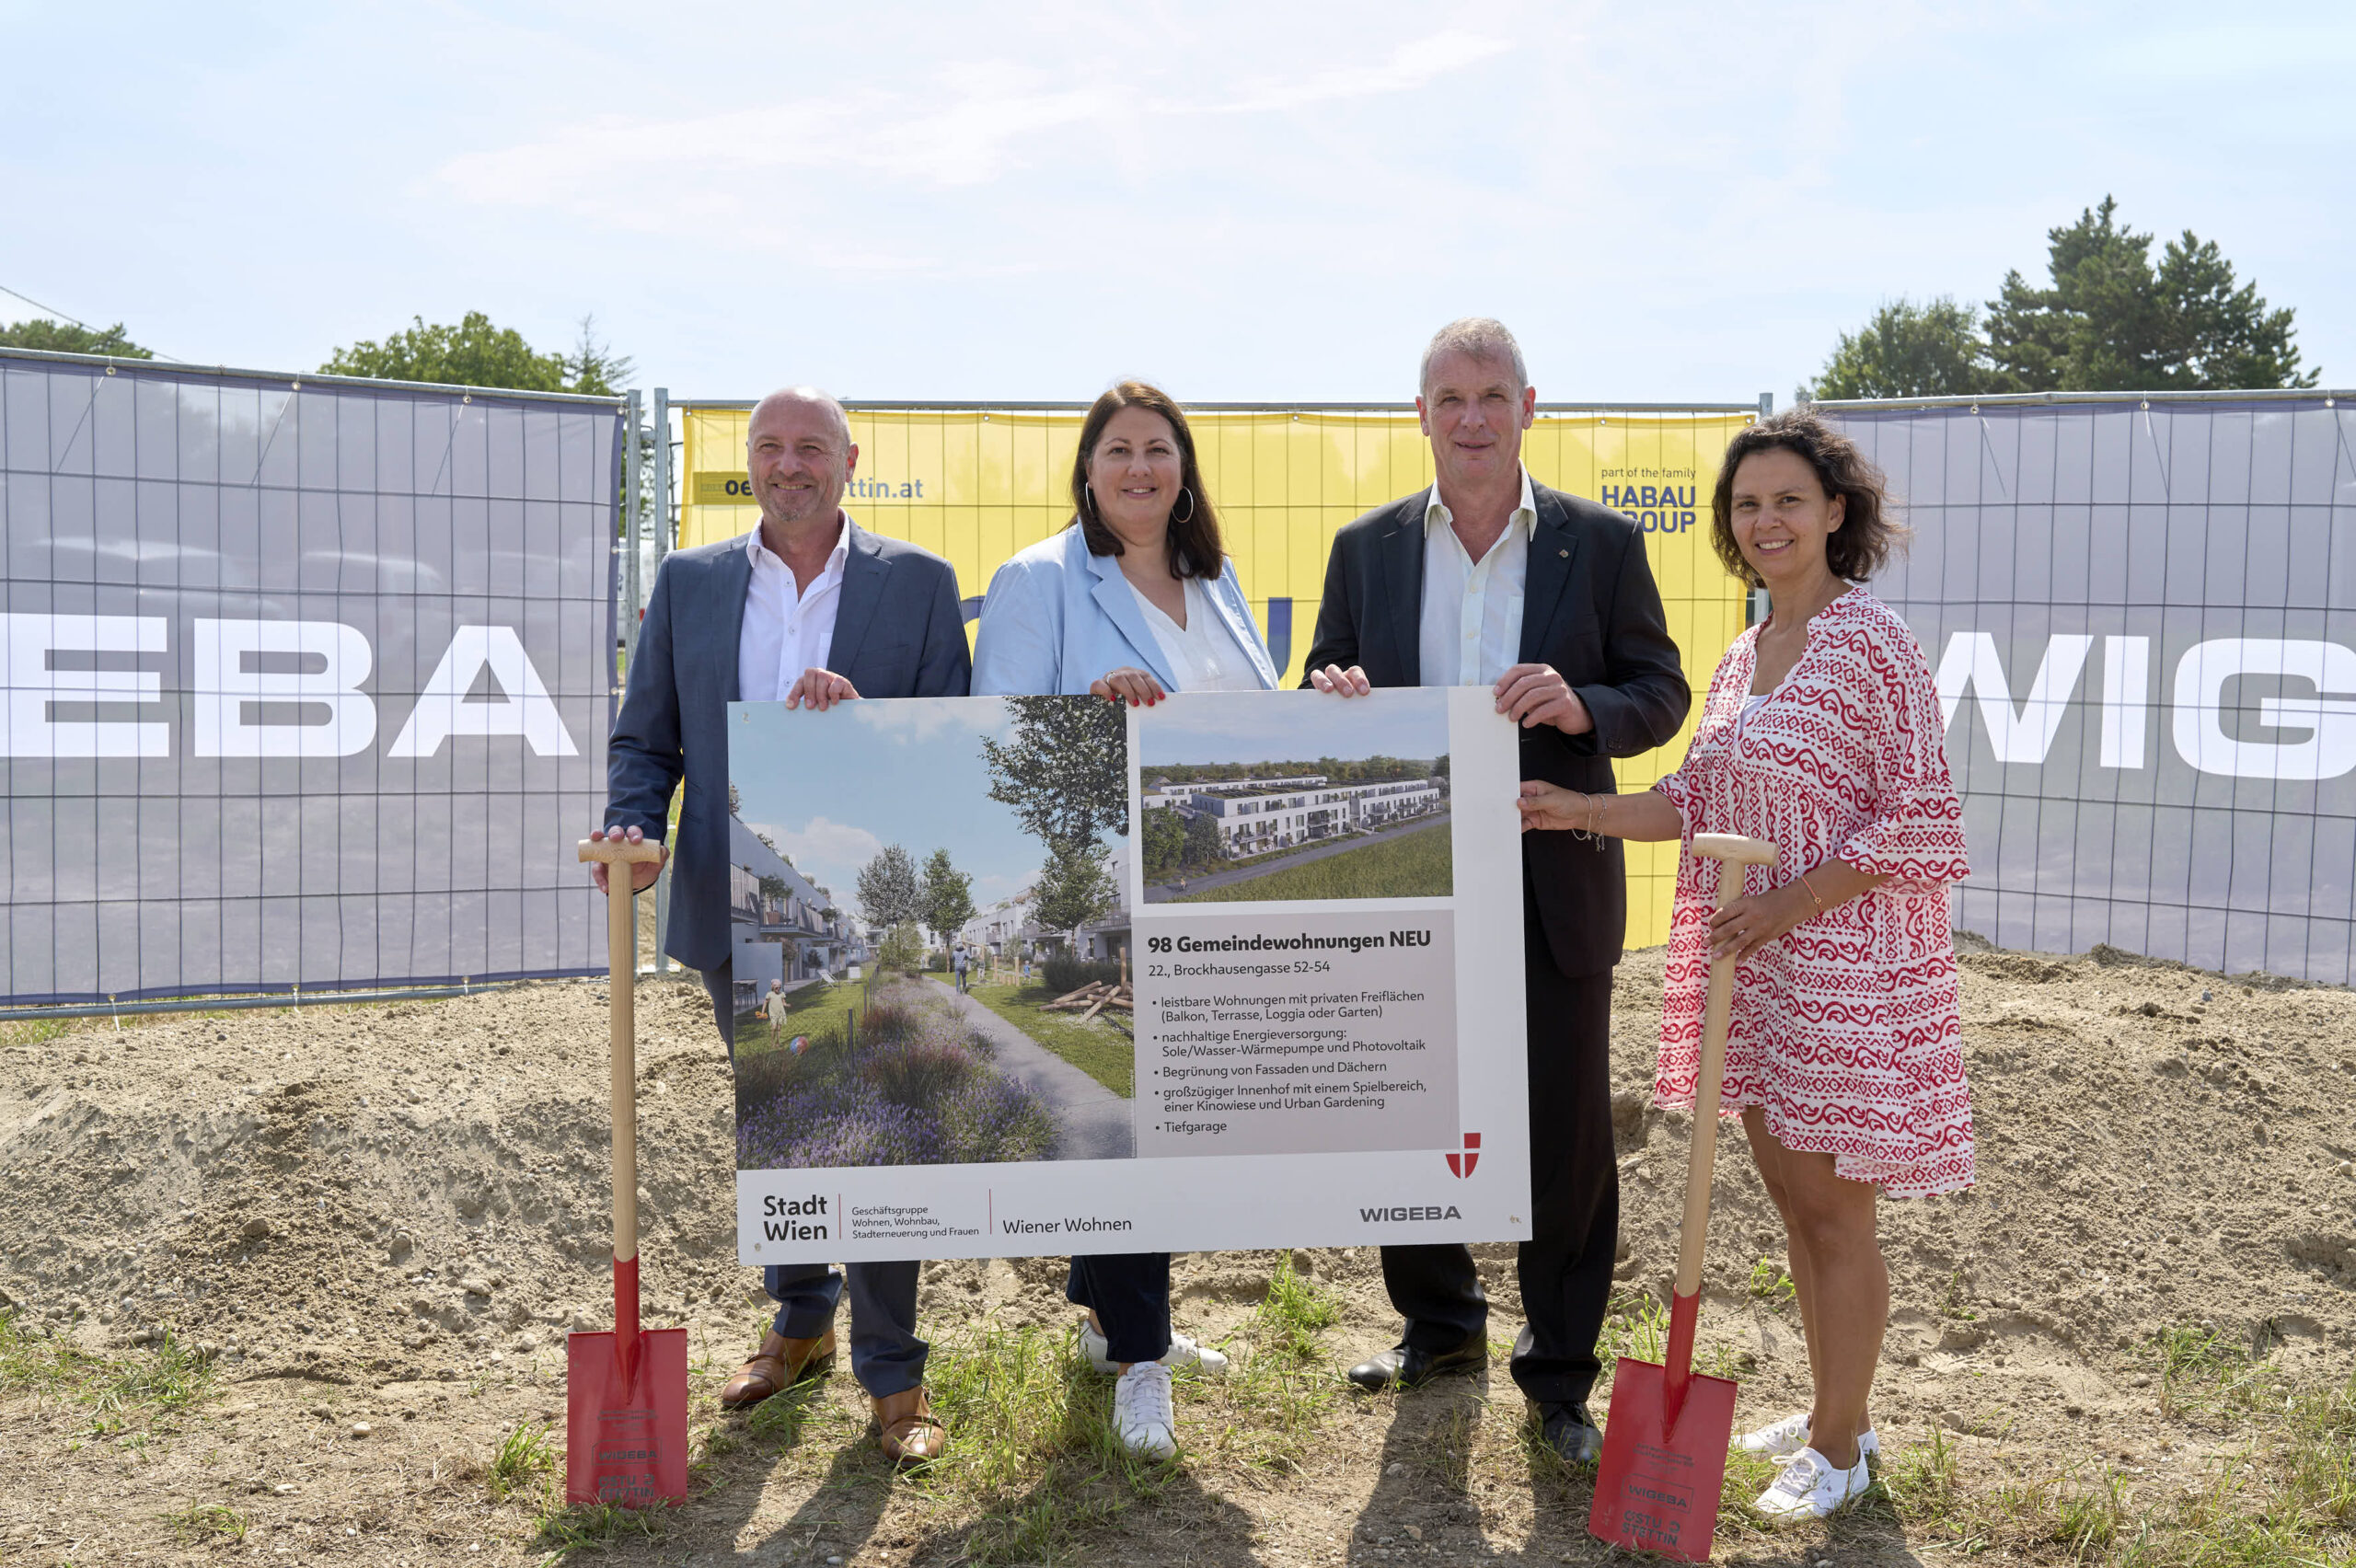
[1183,812,1223,866]
[1140,805,1186,878]
[1984,198,2315,391]
[1030,841,1115,936]
[980,697,1129,853]
[321,312,633,394]
[1802,296,1992,401]
[1806,198,2316,399]
[920,847,976,944]
[874,920,924,975]
[0,319,153,358]
[756,873,790,905]
[855,844,924,928]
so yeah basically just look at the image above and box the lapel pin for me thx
[1558,548,1568,557]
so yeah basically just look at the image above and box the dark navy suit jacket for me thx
[605,521,971,972]
[1299,481,1689,977]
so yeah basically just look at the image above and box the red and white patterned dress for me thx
[1651,588,1974,1198]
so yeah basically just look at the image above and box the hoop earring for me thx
[1171,487,1196,525]
[1083,483,1100,521]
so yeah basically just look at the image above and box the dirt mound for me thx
[4,943,2353,1562]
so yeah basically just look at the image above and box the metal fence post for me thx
[652,386,674,975]
[623,389,643,668]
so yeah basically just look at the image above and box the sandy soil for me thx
[2,940,2352,1565]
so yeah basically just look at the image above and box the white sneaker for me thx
[1735,1412,1880,1465]
[1753,1446,1871,1525]
[1111,1361,1176,1458]
[1080,1319,1230,1378]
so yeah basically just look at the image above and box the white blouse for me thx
[1136,577,1264,693]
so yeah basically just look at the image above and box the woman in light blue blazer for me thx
[973,379,1277,1458]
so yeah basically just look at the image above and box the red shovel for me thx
[1589,831,1779,1562]
[568,836,688,1508]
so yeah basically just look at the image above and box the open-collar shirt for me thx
[1417,466,1537,687]
[739,513,851,702]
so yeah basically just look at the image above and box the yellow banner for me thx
[677,404,1755,947]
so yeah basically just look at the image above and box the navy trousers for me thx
[1374,876,1620,1406]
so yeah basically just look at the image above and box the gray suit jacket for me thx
[605,521,972,971]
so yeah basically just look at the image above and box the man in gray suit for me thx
[591,386,970,1462]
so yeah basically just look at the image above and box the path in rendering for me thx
[1140,812,1453,903]
[922,977,1135,1160]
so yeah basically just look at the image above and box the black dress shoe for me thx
[1346,1332,1488,1391]
[1539,1401,1603,1465]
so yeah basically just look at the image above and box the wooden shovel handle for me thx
[1673,834,1778,1301]
[581,837,662,1265]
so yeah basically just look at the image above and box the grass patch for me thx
[0,1309,99,1395]
[1859,1360,2356,1567]
[1747,1256,1796,1309]
[1171,821,1452,902]
[162,1502,247,1544]
[531,1499,667,1562]
[2152,1322,2285,1422]
[490,1420,557,1501]
[964,982,1134,1097]
[84,1332,213,1422]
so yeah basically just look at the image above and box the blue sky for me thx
[4,5,2350,402]
[1140,690,1447,770]
[731,698,1046,918]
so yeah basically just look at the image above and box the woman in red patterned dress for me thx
[1519,410,1971,1523]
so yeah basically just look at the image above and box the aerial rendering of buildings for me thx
[1148,772,1445,859]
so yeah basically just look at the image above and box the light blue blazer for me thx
[972,524,1280,697]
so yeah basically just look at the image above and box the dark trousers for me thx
[1066,1253,1171,1364]
[1376,881,1620,1407]
[702,962,929,1397]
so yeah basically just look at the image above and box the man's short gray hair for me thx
[1419,317,1528,396]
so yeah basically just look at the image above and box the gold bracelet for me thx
[1796,870,1826,914]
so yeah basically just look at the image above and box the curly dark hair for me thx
[1068,380,1225,580]
[1709,409,1906,586]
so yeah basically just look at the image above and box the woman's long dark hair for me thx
[1070,380,1224,580]
[1710,409,1906,586]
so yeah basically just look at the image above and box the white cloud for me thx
[760,815,888,912]
[1196,31,1510,115]
[427,32,1509,272]
[848,696,1009,744]
[967,870,1043,914]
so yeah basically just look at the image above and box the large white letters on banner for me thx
[2172,639,2356,782]
[388,625,579,757]
[1935,632,2095,764]
[0,613,168,758]
[2098,635,2151,769]
[192,619,377,757]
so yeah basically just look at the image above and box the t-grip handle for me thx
[1662,832,1778,1426]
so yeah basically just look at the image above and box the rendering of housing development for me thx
[1148,772,1446,859]
[953,846,1133,968]
[726,816,862,1011]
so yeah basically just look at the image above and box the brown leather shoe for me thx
[718,1328,837,1411]
[872,1386,946,1463]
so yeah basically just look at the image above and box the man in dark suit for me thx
[1302,320,1689,1462]
[593,386,970,1462]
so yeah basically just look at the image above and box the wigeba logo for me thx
[1359,1205,1464,1223]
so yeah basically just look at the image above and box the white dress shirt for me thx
[738,516,851,702]
[1417,467,1538,687]
[1136,577,1265,693]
